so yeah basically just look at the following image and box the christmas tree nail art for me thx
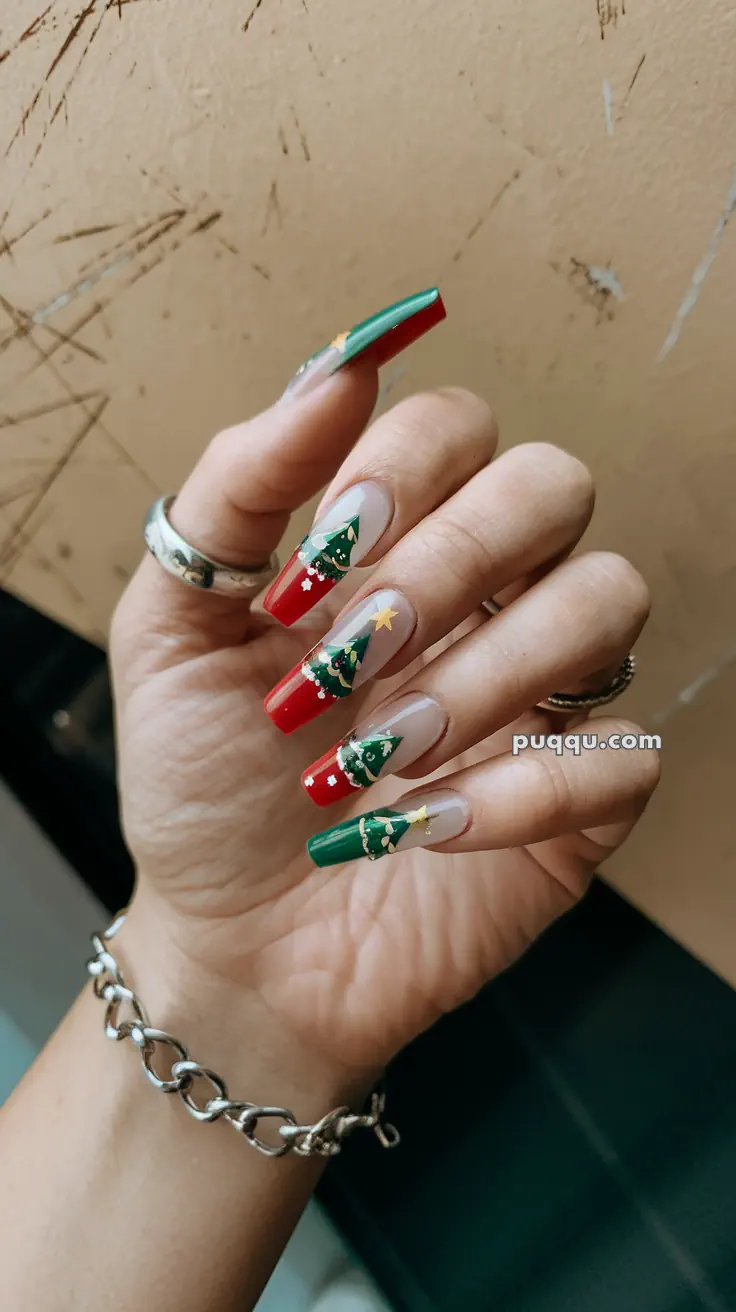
[282,287,446,402]
[302,692,447,806]
[306,788,469,867]
[263,482,392,627]
[264,588,415,734]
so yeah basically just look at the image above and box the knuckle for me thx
[420,512,497,593]
[525,750,575,829]
[579,552,651,628]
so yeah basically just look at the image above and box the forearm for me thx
[0,901,358,1312]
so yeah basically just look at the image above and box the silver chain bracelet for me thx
[86,912,400,1159]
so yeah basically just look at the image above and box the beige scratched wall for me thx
[0,0,734,979]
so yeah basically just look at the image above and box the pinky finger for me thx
[306,716,660,867]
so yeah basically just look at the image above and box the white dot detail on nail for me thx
[327,775,337,786]
[303,776,314,787]
[301,579,312,591]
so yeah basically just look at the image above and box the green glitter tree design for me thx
[309,632,371,699]
[340,733,403,788]
[359,808,414,859]
[300,516,360,583]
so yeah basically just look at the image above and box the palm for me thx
[115,597,583,1071]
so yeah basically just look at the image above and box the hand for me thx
[111,361,658,1087]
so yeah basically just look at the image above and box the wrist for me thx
[107,891,374,1121]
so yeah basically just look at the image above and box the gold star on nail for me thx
[406,805,430,828]
[331,330,350,352]
[371,605,399,632]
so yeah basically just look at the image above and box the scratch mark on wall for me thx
[602,79,614,136]
[291,106,311,161]
[242,0,266,34]
[0,394,100,429]
[45,0,97,82]
[625,53,646,99]
[31,255,134,324]
[652,640,736,726]
[278,124,289,155]
[307,42,324,78]
[190,210,222,236]
[53,223,119,243]
[451,169,522,264]
[0,3,57,66]
[42,320,105,363]
[0,208,53,263]
[0,474,50,512]
[0,281,159,496]
[0,394,109,574]
[2,2,108,226]
[261,180,282,236]
[597,0,624,40]
[568,259,624,321]
[77,209,185,273]
[5,1,95,157]
[251,262,271,281]
[586,264,624,300]
[658,169,736,362]
[21,3,58,41]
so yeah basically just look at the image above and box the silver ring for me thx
[482,599,636,712]
[144,495,280,598]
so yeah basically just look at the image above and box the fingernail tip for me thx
[306,835,328,866]
[262,601,296,627]
[263,698,295,734]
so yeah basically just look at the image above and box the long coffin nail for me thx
[263,481,393,627]
[282,287,446,401]
[307,788,469,867]
[302,693,447,807]
[264,588,415,734]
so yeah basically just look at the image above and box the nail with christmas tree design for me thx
[302,693,447,806]
[282,288,446,401]
[263,481,393,627]
[264,588,415,734]
[306,788,469,867]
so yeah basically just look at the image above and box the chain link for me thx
[86,913,399,1159]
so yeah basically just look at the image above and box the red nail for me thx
[263,482,392,628]
[264,588,415,734]
[301,746,358,805]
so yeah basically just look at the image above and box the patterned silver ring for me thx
[144,495,280,598]
[482,599,636,712]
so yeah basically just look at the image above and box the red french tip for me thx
[301,746,356,806]
[367,293,447,369]
[264,662,337,734]
[262,549,338,627]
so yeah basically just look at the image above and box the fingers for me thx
[300,551,648,803]
[306,715,660,868]
[264,441,594,733]
[263,387,497,625]
[115,287,446,645]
